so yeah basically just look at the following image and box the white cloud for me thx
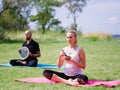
[78,0,120,34]
[107,17,118,24]
[87,1,120,10]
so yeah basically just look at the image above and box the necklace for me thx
[68,45,78,55]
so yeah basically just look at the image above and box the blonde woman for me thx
[43,30,88,85]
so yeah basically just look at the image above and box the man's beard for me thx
[26,38,31,40]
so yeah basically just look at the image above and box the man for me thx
[10,30,41,67]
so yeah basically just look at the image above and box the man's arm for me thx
[29,51,41,57]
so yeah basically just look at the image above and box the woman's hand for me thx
[59,50,66,56]
[64,55,71,61]
[67,79,79,86]
[57,50,67,68]
[60,49,71,61]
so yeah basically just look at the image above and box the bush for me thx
[89,36,99,41]
[0,26,5,41]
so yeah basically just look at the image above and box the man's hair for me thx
[25,30,32,34]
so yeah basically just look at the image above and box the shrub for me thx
[89,36,99,41]
[0,26,5,41]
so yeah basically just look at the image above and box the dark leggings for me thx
[43,70,77,80]
[10,59,37,67]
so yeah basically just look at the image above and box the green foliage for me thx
[64,0,87,13]
[30,0,63,33]
[106,35,112,41]
[89,36,99,41]
[0,0,33,31]
[64,0,87,30]
[0,26,5,41]
[0,9,18,30]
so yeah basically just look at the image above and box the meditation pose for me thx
[43,30,88,85]
[10,30,41,67]
[43,70,88,85]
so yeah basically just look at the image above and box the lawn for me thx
[0,31,120,90]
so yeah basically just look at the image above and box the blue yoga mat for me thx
[0,63,12,67]
[0,63,63,69]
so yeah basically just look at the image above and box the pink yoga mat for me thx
[15,78,56,84]
[15,77,120,87]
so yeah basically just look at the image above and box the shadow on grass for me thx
[0,39,24,44]
[0,39,66,44]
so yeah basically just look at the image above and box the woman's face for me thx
[66,32,76,45]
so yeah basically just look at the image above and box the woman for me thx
[43,30,88,85]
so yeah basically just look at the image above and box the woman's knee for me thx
[43,70,53,80]
[43,70,50,77]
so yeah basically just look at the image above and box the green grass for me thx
[0,31,120,90]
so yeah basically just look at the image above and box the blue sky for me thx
[55,0,120,34]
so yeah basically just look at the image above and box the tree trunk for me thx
[42,26,45,34]
[73,15,77,31]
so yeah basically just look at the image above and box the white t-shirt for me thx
[63,46,83,76]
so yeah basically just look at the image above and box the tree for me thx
[15,0,34,30]
[0,0,13,15]
[0,0,33,31]
[0,0,33,40]
[30,0,63,33]
[64,0,87,31]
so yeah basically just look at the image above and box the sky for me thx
[54,0,120,34]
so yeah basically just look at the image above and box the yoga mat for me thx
[0,63,12,67]
[15,77,120,87]
[0,63,63,69]
[15,78,56,84]
[37,64,60,69]
[76,80,120,87]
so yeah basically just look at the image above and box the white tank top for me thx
[63,46,83,76]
